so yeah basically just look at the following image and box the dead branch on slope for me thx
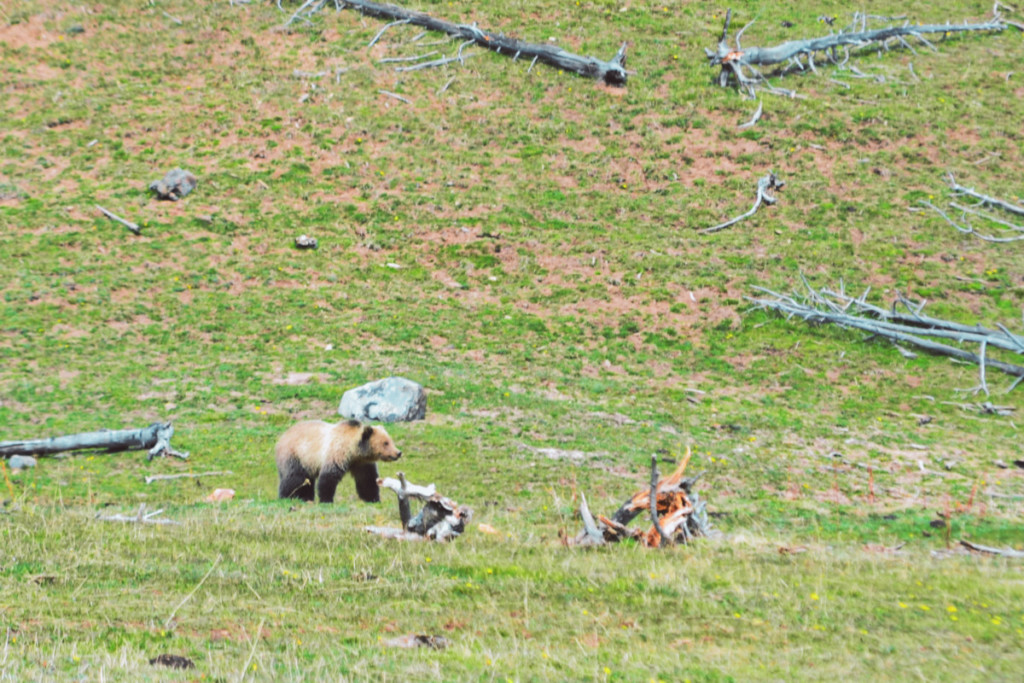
[568,448,715,548]
[700,171,784,234]
[281,0,629,86]
[748,277,1024,394]
[0,422,189,461]
[707,6,1022,96]
[920,172,1024,242]
[366,472,473,541]
[97,504,181,526]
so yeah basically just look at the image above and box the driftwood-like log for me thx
[960,539,1024,558]
[368,472,472,541]
[570,447,715,548]
[0,422,189,461]
[700,171,783,234]
[707,7,1021,95]
[283,0,629,86]
[748,277,1024,393]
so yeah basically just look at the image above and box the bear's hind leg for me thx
[279,461,315,501]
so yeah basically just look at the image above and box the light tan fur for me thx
[274,420,400,475]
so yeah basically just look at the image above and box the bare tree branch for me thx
[707,7,1021,94]
[700,171,784,234]
[748,279,1024,391]
[281,0,630,85]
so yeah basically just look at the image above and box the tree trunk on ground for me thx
[0,422,189,461]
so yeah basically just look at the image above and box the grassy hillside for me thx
[1,0,1022,680]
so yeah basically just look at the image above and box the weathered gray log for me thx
[707,8,1020,94]
[285,0,629,86]
[0,422,189,461]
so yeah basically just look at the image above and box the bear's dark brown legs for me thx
[350,462,381,503]
[316,463,345,503]
[279,462,315,501]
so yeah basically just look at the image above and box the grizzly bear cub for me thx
[275,419,401,503]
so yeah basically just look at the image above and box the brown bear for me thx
[275,419,402,503]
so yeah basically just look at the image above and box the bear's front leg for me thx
[316,463,345,503]
[350,462,381,503]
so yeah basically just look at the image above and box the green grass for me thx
[2,0,1023,680]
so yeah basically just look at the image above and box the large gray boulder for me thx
[338,377,426,423]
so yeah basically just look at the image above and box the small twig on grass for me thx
[737,100,763,128]
[437,75,456,95]
[700,171,784,234]
[97,504,181,526]
[378,89,412,104]
[368,18,412,47]
[377,51,439,64]
[162,10,183,25]
[144,470,233,485]
[165,555,222,629]
[96,205,140,234]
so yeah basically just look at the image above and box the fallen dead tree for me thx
[568,449,715,548]
[920,172,1024,243]
[748,277,1024,394]
[707,6,1022,95]
[365,472,472,541]
[282,0,629,86]
[699,171,783,234]
[0,422,189,461]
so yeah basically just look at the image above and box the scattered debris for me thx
[204,488,235,503]
[281,0,629,86]
[700,171,784,234]
[941,401,1015,416]
[960,539,1024,558]
[96,205,141,234]
[0,422,188,461]
[737,100,763,129]
[149,654,195,670]
[568,448,715,548]
[366,472,472,541]
[748,277,1024,394]
[145,470,232,485]
[294,234,318,249]
[149,168,197,201]
[97,504,181,526]
[383,634,450,650]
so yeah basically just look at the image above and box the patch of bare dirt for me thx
[0,14,59,49]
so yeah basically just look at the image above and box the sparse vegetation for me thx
[1,0,1023,680]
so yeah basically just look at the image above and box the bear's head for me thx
[361,424,402,462]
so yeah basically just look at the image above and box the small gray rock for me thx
[9,456,37,470]
[338,377,426,423]
[149,168,197,201]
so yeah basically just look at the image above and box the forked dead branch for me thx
[748,278,1024,394]
[568,448,715,548]
[281,0,629,85]
[707,5,1022,96]
[700,171,783,234]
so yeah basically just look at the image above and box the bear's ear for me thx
[361,425,375,444]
